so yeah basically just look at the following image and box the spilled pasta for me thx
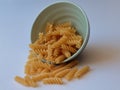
[14,22,90,87]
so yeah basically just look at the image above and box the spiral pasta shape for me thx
[65,68,78,81]
[14,22,90,88]
[32,73,50,82]
[43,78,63,84]
[15,76,29,86]
[55,69,70,78]
[61,44,77,53]
[75,66,90,78]
[52,35,67,48]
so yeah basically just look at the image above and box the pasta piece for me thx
[39,32,44,39]
[47,45,53,58]
[34,48,47,56]
[32,73,49,82]
[65,34,82,48]
[52,35,67,48]
[36,68,44,74]
[24,64,31,75]
[24,75,38,87]
[24,59,40,75]
[43,78,63,84]
[25,58,53,73]
[66,39,80,46]
[55,69,70,78]
[38,60,53,70]
[65,60,79,68]
[45,39,56,45]
[62,49,71,58]
[53,48,61,57]
[52,63,67,70]
[25,63,37,75]
[35,32,44,44]
[15,76,29,86]
[45,55,57,63]
[59,29,75,36]
[48,30,60,36]
[75,66,90,78]
[65,67,78,81]
[41,68,50,73]
[68,34,82,40]
[45,22,53,33]
[61,44,77,53]
[50,66,70,77]
[28,50,37,59]
[55,55,66,64]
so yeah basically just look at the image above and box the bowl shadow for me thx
[75,44,118,66]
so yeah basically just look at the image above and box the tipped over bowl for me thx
[31,1,90,64]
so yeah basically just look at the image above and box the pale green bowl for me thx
[31,1,90,63]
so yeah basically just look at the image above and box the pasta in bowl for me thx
[31,2,90,64]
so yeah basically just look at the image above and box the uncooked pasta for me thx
[14,22,90,88]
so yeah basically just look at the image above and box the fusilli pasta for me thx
[55,69,70,78]
[75,66,90,78]
[42,78,63,84]
[32,73,50,82]
[15,76,29,86]
[14,22,90,88]
[65,68,78,81]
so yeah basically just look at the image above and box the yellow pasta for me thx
[65,60,79,68]
[62,49,71,58]
[50,66,70,77]
[69,34,82,40]
[45,22,53,33]
[75,66,90,78]
[36,68,44,74]
[47,30,60,36]
[32,73,50,82]
[38,60,53,70]
[55,69,70,78]
[41,68,50,73]
[43,78,63,84]
[28,22,83,64]
[52,63,67,70]
[59,29,75,36]
[55,55,66,64]
[61,44,77,53]
[15,22,91,88]
[15,76,29,86]
[65,67,78,81]
[52,35,67,48]
[24,75,37,87]
[53,48,61,57]
[24,58,53,75]
[45,56,56,62]
[28,50,37,59]
[48,45,52,55]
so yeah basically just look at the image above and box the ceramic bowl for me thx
[31,1,90,63]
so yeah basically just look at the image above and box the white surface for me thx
[0,0,120,90]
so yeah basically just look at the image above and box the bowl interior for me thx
[31,2,90,63]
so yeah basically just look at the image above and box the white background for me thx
[0,0,120,90]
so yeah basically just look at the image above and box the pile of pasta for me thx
[15,59,90,87]
[29,22,82,64]
[15,22,90,87]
